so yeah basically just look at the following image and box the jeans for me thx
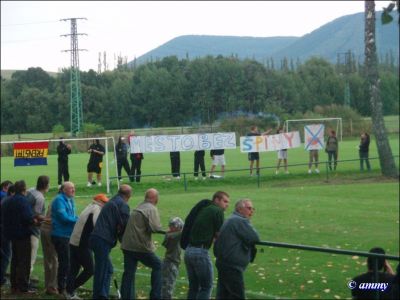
[66,244,94,294]
[216,263,245,299]
[327,150,338,170]
[51,236,70,292]
[359,151,371,171]
[184,246,213,300]
[194,155,206,177]
[89,235,113,299]
[0,233,11,285]
[120,250,162,300]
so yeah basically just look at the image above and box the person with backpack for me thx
[181,191,230,299]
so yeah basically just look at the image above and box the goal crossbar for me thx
[284,118,342,141]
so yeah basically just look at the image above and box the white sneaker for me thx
[87,182,91,187]
[97,182,102,187]
[285,171,290,174]
[194,177,198,181]
[175,176,181,180]
[308,169,312,174]
[202,177,206,180]
[275,170,279,175]
[67,293,82,300]
[315,169,320,174]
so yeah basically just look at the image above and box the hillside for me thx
[130,11,399,66]
[1,69,58,79]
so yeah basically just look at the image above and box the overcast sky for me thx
[1,1,392,72]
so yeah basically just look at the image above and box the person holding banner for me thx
[275,128,289,175]
[170,151,181,179]
[247,126,272,176]
[194,150,207,180]
[210,149,225,178]
[128,130,144,183]
[325,130,339,171]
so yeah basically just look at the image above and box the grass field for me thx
[1,135,399,299]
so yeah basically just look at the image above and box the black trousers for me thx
[216,264,245,300]
[66,244,94,294]
[10,238,32,292]
[327,151,338,170]
[51,236,70,292]
[194,154,206,177]
[117,158,131,181]
[130,155,142,182]
[170,153,181,177]
[58,161,70,185]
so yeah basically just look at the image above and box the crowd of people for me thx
[1,177,398,300]
[55,127,371,188]
[0,176,263,299]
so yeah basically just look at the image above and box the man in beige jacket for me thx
[120,188,165,300]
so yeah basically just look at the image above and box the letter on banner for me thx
[130,133,236,153]
[240,131,301,152]
[304,124,325,150]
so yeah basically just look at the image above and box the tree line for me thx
[1,55,398,134]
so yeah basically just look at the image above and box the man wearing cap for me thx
[120,188,165,300]
[66,194,109,299]
[89,185,132,300]
[214,198,260,299]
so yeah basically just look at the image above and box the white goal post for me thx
[284,118,343,141]
[1,136,118,194]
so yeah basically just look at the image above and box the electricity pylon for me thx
[61,18,87,136]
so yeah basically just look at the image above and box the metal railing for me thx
[255,240,400,300]
[109,155,399,192]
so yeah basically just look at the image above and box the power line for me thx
[1,20,60,27]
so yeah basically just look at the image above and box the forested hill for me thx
[131,11,399,66]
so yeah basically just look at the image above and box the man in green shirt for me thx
[184,191,230,299]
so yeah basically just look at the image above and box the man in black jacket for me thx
[57,138,71,187]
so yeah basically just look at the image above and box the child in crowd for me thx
[161,217,184,299]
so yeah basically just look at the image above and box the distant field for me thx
[363,115,399,132]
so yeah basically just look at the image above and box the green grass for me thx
[1,135,399,299]
[1,135,398,189]
[11,181,395,300]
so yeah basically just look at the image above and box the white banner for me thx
[240,131,301,152]
[304,124,325,150]
[129,133,236,153]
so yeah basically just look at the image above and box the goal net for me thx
[1,136,118,194]
[284,118,343,142]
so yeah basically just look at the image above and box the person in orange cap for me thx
[65,194,109,299]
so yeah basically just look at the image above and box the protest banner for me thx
[304,124,325,150]
[14,141,49,166]
[240,131,301,152]
[129,133,236,153]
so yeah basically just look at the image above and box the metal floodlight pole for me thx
[61,18,87,137]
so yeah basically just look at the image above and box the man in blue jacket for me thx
[214,198,260,299]
[89,184,132,299]
[51,181,78,296]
